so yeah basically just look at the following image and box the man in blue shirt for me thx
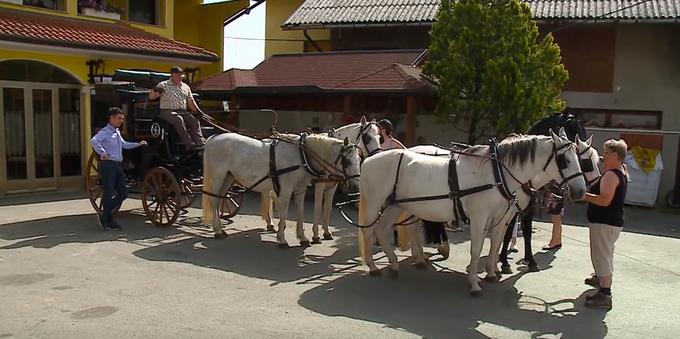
[91,107,147,230]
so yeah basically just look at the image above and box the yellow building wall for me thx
[174,0,248,77]
[0,0,174,38]
[265,0,330,58]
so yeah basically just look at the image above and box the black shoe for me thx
[104,220,122,231]
[585,291,612,310]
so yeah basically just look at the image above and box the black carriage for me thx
[86,79,243,226]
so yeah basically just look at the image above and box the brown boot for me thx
[585,291,612,310]
[584,275,599,287]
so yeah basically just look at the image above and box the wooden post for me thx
[343,95,352,113]
[406,95,417,146]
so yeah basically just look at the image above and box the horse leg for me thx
[409,220,427,269]
[500,214,516,274]
[321,184,337,240]
[485,222,507,283]
[293,188,311,247]
[468,219,485,296]
[311,183,324,244]
[275,190,293,248]
[436,223,451,259]
[522,211,540,272]
[373,206,404,278]
[261,191,276,232]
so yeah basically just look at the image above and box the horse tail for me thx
[260,191,275,222]
[202,146,216,227]
[358,191,371,264]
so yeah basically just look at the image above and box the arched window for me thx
[0,60,80,84]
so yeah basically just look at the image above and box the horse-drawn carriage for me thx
[85,81,244,226]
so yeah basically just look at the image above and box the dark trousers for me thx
[101,160,127,222]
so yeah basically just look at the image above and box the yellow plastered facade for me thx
[265,0,330,57]
[0,0,247,194]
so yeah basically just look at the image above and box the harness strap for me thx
[490,138,515,202]
[298,133,325,178]
[387,152,406,204]
[448,154,468,225]
[270,139,282,195]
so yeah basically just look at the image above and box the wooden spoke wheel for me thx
[220,182,245,220]
[179,179,197,209]
[85,152,121,215]
[142,167,181,227]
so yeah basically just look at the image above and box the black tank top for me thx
[586,169,627,227]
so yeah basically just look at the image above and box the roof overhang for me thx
[0,39,217,64]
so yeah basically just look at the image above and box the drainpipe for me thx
[223,0,266,27]
[303,29,323,52]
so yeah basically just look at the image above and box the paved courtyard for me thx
[0,191,679,338]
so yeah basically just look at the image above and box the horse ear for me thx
[558,127,568,139]
[343,136,349,146]
[586,134,594,146]
[360,115,367,125]
[550,129,560,143]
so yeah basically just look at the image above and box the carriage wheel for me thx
[179,179,197,209]
[85,152,121,215]
[142,167,181,227]
[220,182,245,220]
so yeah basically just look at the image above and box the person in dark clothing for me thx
[582,139,629,310]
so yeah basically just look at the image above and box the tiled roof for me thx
[283,0,680,28]
[196,49,435,93]
[0,7,219,62]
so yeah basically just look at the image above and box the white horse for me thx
[202,133,361,247]
[260,116,382,243]
[358,129,586,295]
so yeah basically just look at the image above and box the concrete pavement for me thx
[0,191,679,338]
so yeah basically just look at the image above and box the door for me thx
[1,86,58,193]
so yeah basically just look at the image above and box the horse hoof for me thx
[501,265,512,275]
[388,269,399,279]
[323,233,333,241]
[300,240,311,248]
[528,264,541,272]
[266,225,275,232]
[414,262,428,270]
[278,243,290,249]
[369,270,381,277]
[214,232,227,239]
[311,237,322,245]
[484,275,500,283]
[496,271,502,280]
[470,290,482,297]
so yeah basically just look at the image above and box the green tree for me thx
[424,0,568,144]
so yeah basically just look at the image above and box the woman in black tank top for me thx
[582,139,628,310]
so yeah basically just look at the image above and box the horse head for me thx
[338,136,362,193]
[359,115,382,158]
[547,127,587,200]
[576,134,601,186]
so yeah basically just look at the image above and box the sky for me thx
[203,0,266,71]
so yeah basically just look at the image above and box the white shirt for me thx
[157,79,192,110]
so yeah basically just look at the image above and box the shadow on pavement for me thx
[297,268,609,338]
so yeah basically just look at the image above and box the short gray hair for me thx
[604,139,628,160]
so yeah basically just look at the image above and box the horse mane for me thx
[332,122,359,134]
[305,134,343,154]
[464,134,544,167]
[497,134,539,167]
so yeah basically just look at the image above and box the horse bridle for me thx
[578,145,599,186]
[333,144,361,181]
[356,123,383,158]
[542,141,585,187]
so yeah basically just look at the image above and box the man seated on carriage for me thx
[148,66,205,152]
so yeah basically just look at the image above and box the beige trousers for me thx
[589,222,622,277]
